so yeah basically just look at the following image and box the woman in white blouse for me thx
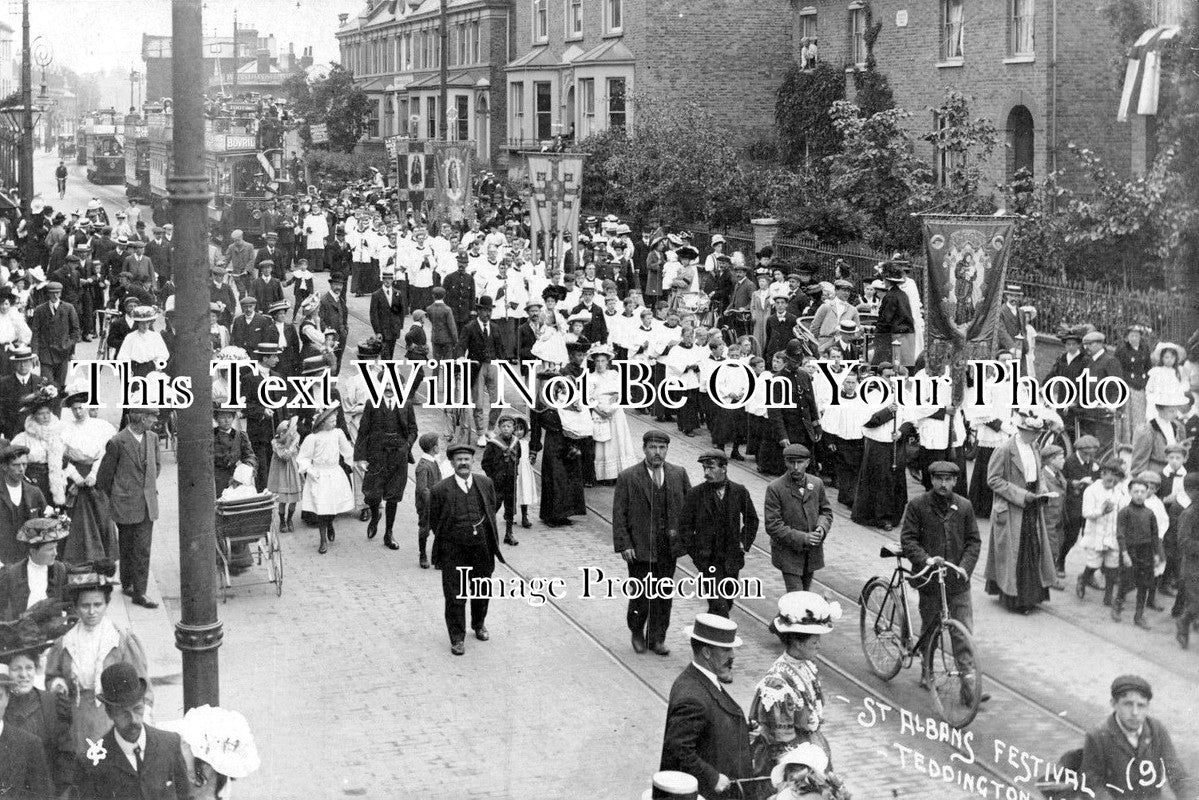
[586,344,638,482]
[59,390,118,562]
[0,286,32,377]
[296,406,355,554]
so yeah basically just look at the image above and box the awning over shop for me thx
[1117,25,1181,121]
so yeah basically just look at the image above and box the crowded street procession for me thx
[0,0,1198,798]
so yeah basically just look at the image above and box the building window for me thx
[456,95,470,141]
[849,6,867,67]
[455,23,465,65]
[384,97,394,136]
[932,112,966,185]
[535,81,553,140]
[471,21,481,64]
[427,97,439,138]
[579,77,595,137]
[368,100,380,139]
[1006,105,1034,179]
[1009,0,1034,55]
[510,82,525,140]
[403,34,412,70]
[533,0,548,42]
[941,0,965,61]
[566,0,583,37]
[607,77,626,130]
[399,98,410,135]
[604,0,623,34]
[1152,0,1184,25]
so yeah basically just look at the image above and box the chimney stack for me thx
[337,13,349,24]
[257,49,270,73]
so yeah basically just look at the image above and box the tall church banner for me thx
[523,152,586,265]
[921,215,1015,391]
[389,137,433,218]
[430,142,473,225]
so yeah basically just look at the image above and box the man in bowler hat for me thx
[428,444,505,655]
[76,663,189,800]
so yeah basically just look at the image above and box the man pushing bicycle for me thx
[899,460,990,707]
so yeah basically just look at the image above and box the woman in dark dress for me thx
[3,646,74,794]
[535,374,586,526]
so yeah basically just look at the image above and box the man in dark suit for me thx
[353,385,419,550]
[229,296,272,354]
[568,284,607,345]
[0,446,48,566]
[0,349,47,439]
[75,663,189,800]
[0,669,53,800]
[426,286,459,362]
[764,295,798,365]
[318,276,349,371]
[1079,331,1126,449]
[456,296,506,446]
[764,444,833,591]
[29,282,81,387]
[0,517,69,620]
[769,343,822,456]
[659,613,752,799]
[327,227,353,284]
[442,252,475,331]
[369,267,406,359]
[428,443,506,655]
[240,343,284,491]
[613,430,693,656]
[254,230,283,273]
[249,259,285,311]
[680,450,759,618]
[95,409,160,609]
[144,226,172,287]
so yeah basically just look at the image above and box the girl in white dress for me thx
[296,406,355,554]
[586,344,639,481]
[0,287,32,376]
[1146,341,1188,422]
[512,416,539,529]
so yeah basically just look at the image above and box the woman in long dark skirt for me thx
[968,445,996,517]
[987,479,1051,612]
[850,407,910,531]
[535,402,586,527]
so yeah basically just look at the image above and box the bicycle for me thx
[859,546,984,728]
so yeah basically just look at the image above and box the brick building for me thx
[792,0,1182,191]
[142,29,312,102]
[504,0,793,164]
[335,0,512,166]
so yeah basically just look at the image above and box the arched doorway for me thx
[1006,105,1035,179]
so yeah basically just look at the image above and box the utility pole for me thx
[438,0,448,141]
[19,0,32,216]
[129,68,136,112]
[231,7,239,91]
[170,0,222,712]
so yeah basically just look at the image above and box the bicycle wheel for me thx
[924,618,982,728]
[859,578,906,680]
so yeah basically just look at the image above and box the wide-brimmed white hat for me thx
[1151,341,1185,365]
[158,705,260,779]
[640,770,699,800]
[773,592,842,635]
[770,743,829,788]
[1152,388,1192,408]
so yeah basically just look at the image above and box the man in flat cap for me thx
[1059,434,1103,579]
[613,430,692,655]
[250,258,285,312]
[900,461,986,703]
[428,443,505,655]
[1078,331,1126,449]
[29,280,81,387]
[1079,674,1193,800]
[764,444,832,591]
[680,450,759,617]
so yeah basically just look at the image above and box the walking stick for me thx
[891,339,901,470]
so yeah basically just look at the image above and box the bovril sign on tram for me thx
[206,133,258,153]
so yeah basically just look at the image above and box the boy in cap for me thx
[1112,474,1164,627]
[481,414,521,546]
[1059,434,1103,578]
[1079,675,1193,798]
[1158,442,1188,604]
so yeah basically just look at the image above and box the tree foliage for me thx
[282,64,372,153]
[775,62,845,165]
[852,9,895,116]
[921,90,999,214]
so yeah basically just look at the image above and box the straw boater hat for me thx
[1013,413,1045,432]
[268,300,290,316]
[158,705,261,780]
[684,612,743,648]
[772,591,842,635]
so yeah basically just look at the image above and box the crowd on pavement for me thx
[0,170,1196,800]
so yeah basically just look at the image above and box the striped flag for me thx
[1117,25,1181,122]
